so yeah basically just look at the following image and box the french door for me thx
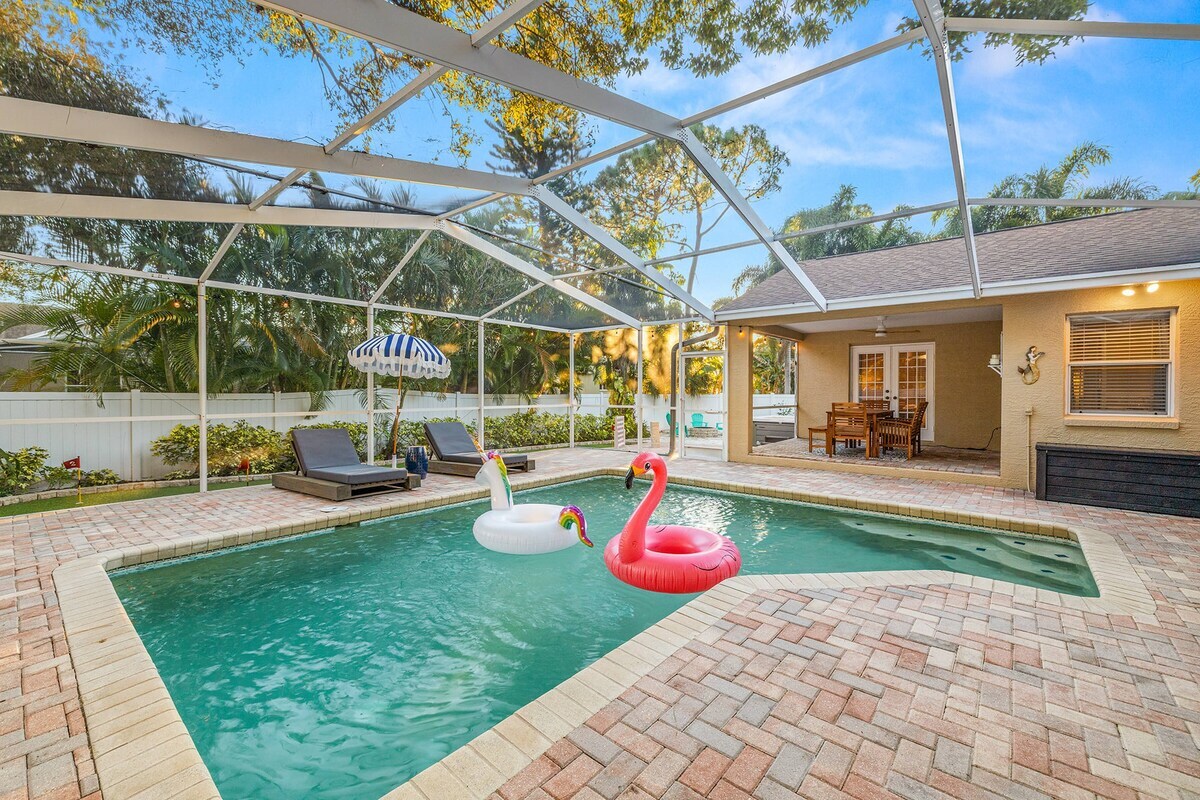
[850,344,935,441]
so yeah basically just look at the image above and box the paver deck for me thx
[2,448,1198,799]
[752,440,1002,476]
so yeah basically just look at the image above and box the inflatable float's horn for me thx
[558,505,592,548]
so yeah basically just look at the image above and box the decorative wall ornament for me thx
[1016,346,1045,385]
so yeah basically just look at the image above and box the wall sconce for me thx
[987,354,1002,376]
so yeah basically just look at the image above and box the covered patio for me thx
[744,305,1004,478]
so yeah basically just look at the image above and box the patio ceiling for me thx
[779,305,1002,336]
[1,2,1199,333]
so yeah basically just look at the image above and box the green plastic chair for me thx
[691,413,710,429]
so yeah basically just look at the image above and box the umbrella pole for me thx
[390,374,402,467]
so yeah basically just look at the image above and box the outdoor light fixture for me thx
[987,354,1002,376]
[1122,282,1160,296]
[171,298,182,309]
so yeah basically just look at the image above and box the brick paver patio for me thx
[751,440,1002,477]
[2,448,1198,799]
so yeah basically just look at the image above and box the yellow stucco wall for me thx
[998,278,1200,490]
[726,277,1200,490]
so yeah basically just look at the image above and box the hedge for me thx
[149,410,647,478]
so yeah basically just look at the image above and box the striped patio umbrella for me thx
[347,333,452,380]
[347,334,452,462]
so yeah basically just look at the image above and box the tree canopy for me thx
[589,124,787,294]
[6,0,1091,157]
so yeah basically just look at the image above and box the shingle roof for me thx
[719,209,1200,312]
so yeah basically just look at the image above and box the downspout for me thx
[1025,405,1034,492]
[669,327,719,456]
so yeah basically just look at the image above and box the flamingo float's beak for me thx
[625,461,649,489]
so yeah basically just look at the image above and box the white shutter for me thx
[1067,310,1173,416]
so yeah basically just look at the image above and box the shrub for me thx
[154,419,387,476]
[480,409,646,450]
[151,420,290,477]
[79,468,122,487]
[41,466,76,490]
[0,446,49,496]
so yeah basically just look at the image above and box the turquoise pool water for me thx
[113,478,1096,800]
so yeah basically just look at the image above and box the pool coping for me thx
[52,466,1155,800]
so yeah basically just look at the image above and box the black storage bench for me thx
[1035,443,1200,518]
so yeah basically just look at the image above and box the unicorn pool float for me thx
[473,452,592,554]
[606,452,742,594]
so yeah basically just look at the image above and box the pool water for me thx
[113,478,1096,800]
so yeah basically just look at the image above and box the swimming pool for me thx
[113,477,1096,800]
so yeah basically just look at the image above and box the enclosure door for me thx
[850,344,935,441]
[680,350,727,461]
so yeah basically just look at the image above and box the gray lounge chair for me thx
[272,428,420,500]
[423,421,535,477]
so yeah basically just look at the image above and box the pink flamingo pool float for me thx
[605,452,742,594]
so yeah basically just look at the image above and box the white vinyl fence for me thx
[0,389,549,480]
[0,389,789,480]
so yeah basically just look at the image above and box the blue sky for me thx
[82,0,1200,306]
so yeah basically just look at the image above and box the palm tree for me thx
[720,185,928,303]
[935,142,1158,235]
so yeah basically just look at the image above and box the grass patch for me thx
[0,479,272,518]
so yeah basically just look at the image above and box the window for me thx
[1067,310,1174,416]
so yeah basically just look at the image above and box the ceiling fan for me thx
[859,316,921,339]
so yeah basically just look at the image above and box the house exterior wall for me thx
[726,277,1200,490]
[998,278,1200,490]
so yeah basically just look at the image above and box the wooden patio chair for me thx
[807,424,827,454]
[826,403,869,457]
[876,400,929,460]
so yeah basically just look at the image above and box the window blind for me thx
[1068,310,1173,416]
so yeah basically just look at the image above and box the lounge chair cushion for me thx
[423,422,477,459]
[423,422,528,467]
[307,464,409,485]
[292,428,362,473]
